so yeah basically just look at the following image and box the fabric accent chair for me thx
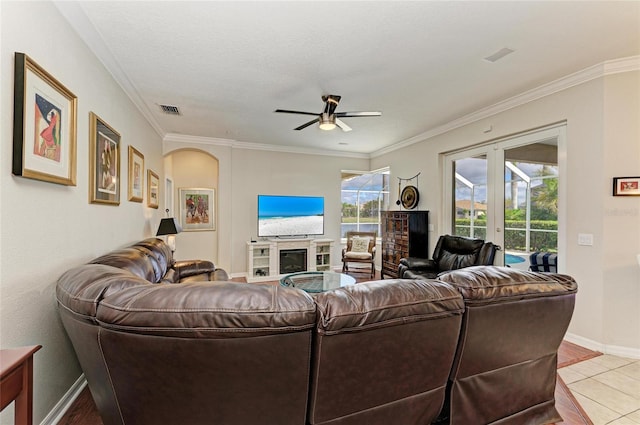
[342,231,377,278]
[398,234,497,280]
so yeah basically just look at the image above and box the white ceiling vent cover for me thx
[159,104,181,115]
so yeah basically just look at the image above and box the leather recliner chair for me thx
[398,234,497,280]
[308,279,464,425]
[436,266,577,425]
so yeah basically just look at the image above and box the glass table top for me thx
[279,271,356,293]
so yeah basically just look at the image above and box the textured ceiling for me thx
[56,1,640,155]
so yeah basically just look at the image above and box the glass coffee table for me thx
[280,271,356,293]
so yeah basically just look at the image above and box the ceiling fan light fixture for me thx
[319,113,336,131]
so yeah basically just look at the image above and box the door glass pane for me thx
[341,171,389,238]
[503,143,558,270]
[453,155,487,240]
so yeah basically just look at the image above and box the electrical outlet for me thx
[578,233,594,246]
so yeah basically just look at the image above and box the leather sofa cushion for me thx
[435,236,485,271]
[436,250,478,271]
[90,247,159,282]
[313,279,464,333]
[437,266,577,305]
[96,282,316,338]
[56,264,150,319]
[402,269,439,280]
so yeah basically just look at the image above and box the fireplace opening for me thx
[280,249,307,274]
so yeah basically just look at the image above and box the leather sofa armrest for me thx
[398,257,437,279]
[477,242,498,265]
[173,260,216,279]
[400,257,437,270]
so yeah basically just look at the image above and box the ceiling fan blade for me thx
[336,111,382,117]
[274,109,319,116]
[335,118,352,132]
[294,118,319,130]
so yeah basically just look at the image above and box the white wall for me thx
[601,71,640,351]
[166,149,219,263]
[371,70,640,356]
[0,2,164,423]
[164,138,370,276]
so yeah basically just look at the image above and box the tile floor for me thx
[559,354,640,424]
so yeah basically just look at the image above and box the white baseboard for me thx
[41,374,87,425]
[565,333,640,360]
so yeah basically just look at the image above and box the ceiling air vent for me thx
[159,104,181,115]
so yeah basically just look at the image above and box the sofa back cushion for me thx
[437,266,577,425]
[87,238,174,283]
[132,238,174,280]
[94,282,316,425]
[309,279,464,425]
[56,264,150,320]
[434,235,485,271]
[89,247,159,282]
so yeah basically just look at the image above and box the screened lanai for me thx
[341,169,390,238]
[454,146,558,267]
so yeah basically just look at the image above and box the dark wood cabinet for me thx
[381,210,429,278]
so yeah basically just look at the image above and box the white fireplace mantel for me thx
[246,238,334,282]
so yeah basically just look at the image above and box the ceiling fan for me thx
[275,95,381,132]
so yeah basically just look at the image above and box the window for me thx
[341,168,390,238]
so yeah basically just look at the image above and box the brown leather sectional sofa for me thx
[56,238,577,425]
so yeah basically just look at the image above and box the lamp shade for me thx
[156,218,182,236]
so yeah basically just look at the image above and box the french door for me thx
[444,125,565,269]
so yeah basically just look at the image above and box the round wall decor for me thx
[400,185,419,209]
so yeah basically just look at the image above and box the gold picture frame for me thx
[89,112,120,205]
[128,146,144,202]
[147,169,159,208]
[179,188,215,231]
[12,52,77,185]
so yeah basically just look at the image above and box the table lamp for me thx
[156,209,182,252]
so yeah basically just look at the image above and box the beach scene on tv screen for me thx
[259,196,324,236]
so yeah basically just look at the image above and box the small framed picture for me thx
[89,112,120,205]
[179,188,215,231]
[147,169,159,209]
[12,52,77,186]
[613,176,640,196]
[128,146,144,202]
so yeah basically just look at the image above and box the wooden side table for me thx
[0,345,42,425]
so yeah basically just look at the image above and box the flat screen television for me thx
[258,195,324,237]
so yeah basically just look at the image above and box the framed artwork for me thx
[128,146,144,202]
[613,176,640,196]
[179,188,215,231]
[147,169,159,208]
[89,112,120,205]
[12,52,77,185]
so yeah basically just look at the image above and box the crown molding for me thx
[52,5,638,161]
[371,56,640,158]
[53,1,165,139]
[163,133,370,159]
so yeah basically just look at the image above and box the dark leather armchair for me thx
[436,266,577,424]
[398,234,497,280]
